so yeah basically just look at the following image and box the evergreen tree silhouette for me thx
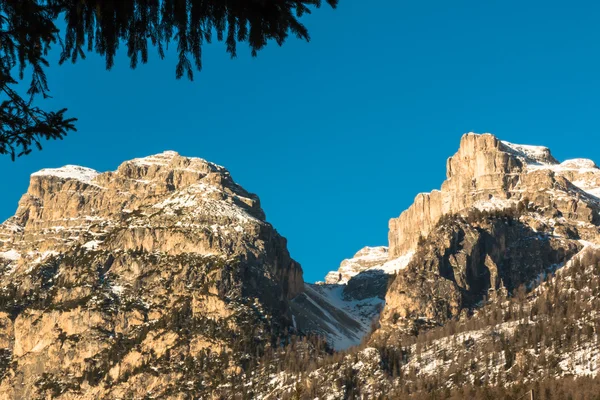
[0,0,338,159]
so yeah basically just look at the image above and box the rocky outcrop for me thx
[321,246,414,303]
[323,247,389,284]
[379,133,600,337]
[388,133,600,258]
[0,151,303,399]
[2,133,600,397]
[380,211,581,336]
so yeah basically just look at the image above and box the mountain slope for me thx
[244,244,600,399]
[0,151,302,399]
[290,246,413,350]
[241,133,600,399]
[291,133,600,352]
[379,133,600,337]
[2,133,600,399]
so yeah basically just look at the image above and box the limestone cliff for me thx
[379,133,600,338]
[0,151,302,399]
[322,247,389,285]
[388,133,599,258]
[2,134,600,398]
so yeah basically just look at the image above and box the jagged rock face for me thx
[388,133,600,258]
[380,133,600,338]
[246,247,600,399]
[1,151,302,299]
[321,246,413,301]
[323,246,389,284]
[0,151,303,399]
[380,213,581,336]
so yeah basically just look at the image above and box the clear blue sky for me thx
[2,1,600,282]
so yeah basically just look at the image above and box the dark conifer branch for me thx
[0,0,338,159]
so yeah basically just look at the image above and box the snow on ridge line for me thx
[30,152,231,187]
[350,246,388,261]
[528,158,600,174]
[559,158,598,170]
[31,165,99,183]
[321,251,415,285]
[130,150,180,166]
[376,251,415,274]
[500,140,557,166]
[130,150,226,171]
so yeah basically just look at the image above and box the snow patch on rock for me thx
[323,246,389,284]
[32,165,100,184]
[376,251,415,274]
[323,247,414,284]
[0,249,20,261]
[83,240,103,250]
[500,140,557,165]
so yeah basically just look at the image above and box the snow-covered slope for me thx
[322,246,413,285]
[292,247,414,350]
[291,283,384,350]
[500,140,558,165]
[500,140,600,201]
[31,165,100,183]
[323,247,388,284]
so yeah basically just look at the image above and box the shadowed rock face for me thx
[291,246,410,351]
[0,151,303,399]
[379,213,581,336]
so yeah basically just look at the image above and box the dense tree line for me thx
[223,249,600,399]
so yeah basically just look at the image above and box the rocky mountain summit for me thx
[2,133,600,399]
[0,151,303,399]
[388,134,600,258]
[245,133,600,399]
[377,133,600,339]
[290,133,600,352]
[322,247,389,285]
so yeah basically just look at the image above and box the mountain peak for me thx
[322,246,389,284]
[127,150,224,169]
[31,165,100,183]
[0,149,307,397]
[381,132,600,341]
[390,132,600,258]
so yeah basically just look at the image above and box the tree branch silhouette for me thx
[0,0,338,160]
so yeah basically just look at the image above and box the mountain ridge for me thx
[0,150,304,398]
[2,133,600,398]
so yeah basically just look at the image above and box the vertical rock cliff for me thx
[378,133,600,338]
[388,133,598,258]
[0,151,303,399]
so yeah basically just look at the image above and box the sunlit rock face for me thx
[293,133,600,351]
[3,133,600,397]
[323,246,389,285]
[388,133,599,258]
[0,151,303,399]
[378,133,600,339]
